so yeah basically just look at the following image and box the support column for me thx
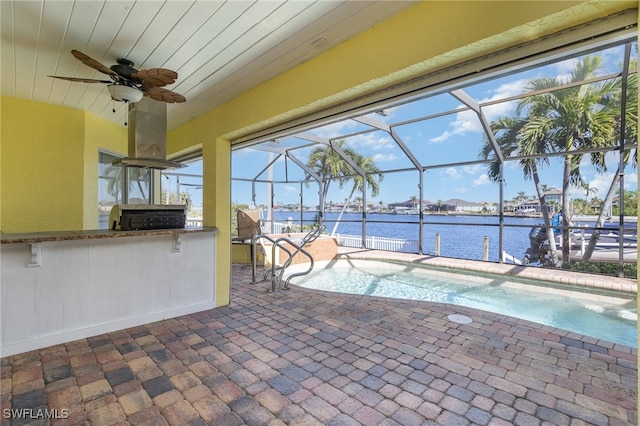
[204,137,231,306]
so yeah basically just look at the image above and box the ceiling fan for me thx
[49,50,186,104]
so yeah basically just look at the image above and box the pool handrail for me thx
[251,224,325,292]
[270,224,325,292]
[250,234,292,284]
[283,250,315,290]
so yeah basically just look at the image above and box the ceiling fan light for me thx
[108,84,143,103]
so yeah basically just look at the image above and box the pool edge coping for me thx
[334,248,637,294]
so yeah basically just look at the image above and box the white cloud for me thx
[444,167,462,179]
[372,153,397,162]
[473,174,492,186]
[489,79,529,100]
[583,174,617,200]
[463,164,484,174]
[430,79,528,144]
[625,172,638,190]
[430,130,454,144]
[283,185,298,195]
[348,132,394,151]
[553,57,579,81]
[580,170,637,200]
[429,109,479,143]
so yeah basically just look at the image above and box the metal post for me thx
[617,43,631,278]
[362,180,367,249]
[435,233,440,256]
[299,182,304,231]
[251,181,256,207]
[498,163,505,264]
[269,181,274,233]
[149,169,156,204]
[418,170,424,255]
[123,167,130,203]
[271,242,278,293]
[318,180,324,228]
[176,175,180,205]
[267,150,274,233]
[251,236,257,284]
[483,236,489,261]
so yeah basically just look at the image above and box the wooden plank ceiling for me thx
[1,0,415,129]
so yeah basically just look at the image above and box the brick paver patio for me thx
[1,261,637,425]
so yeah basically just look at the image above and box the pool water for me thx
[290,260,638,347]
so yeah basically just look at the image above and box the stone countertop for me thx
[1,227,217,244]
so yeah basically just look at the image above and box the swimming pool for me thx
[288,259,638,347]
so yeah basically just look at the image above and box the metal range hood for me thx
[112,97,184,170]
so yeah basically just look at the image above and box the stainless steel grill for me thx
[109,204,186,231]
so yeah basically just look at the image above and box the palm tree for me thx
[582,57,638,261]
[104,165,124,202]
[354,196,363,211]
[352,154,383,201]
[306,140,383,234]
[480,116,559,265]
[104,165,151,203]
[305,140,359,223]
[330,152,383,235]
[409,195,418,210]
[482,55,623,264]
[517,55,621,262]
[583,183,598,203]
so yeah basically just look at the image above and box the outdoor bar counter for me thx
[1,227,217,356]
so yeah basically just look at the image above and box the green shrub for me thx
[561,260,637,279]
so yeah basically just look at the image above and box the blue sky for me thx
[168,43,638,210]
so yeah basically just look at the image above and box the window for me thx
[126,168,152,204]
[161,158,203,227]
[99,150,156,229]
[98,150,125,229]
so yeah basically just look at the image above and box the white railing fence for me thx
[266,221,302,234]
[187,218,203,227]
[335,233,419,253]
[265,222,418,253]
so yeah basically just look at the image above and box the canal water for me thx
[272,211,543,262]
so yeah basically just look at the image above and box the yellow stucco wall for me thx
[1,97,86,232]
[204,138,231,306]
[0,97,126,232]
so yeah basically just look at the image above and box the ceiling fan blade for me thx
[49,75,112,83]
[145,87,186,103]
[133,68,178,87]
[71,50,118,76]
